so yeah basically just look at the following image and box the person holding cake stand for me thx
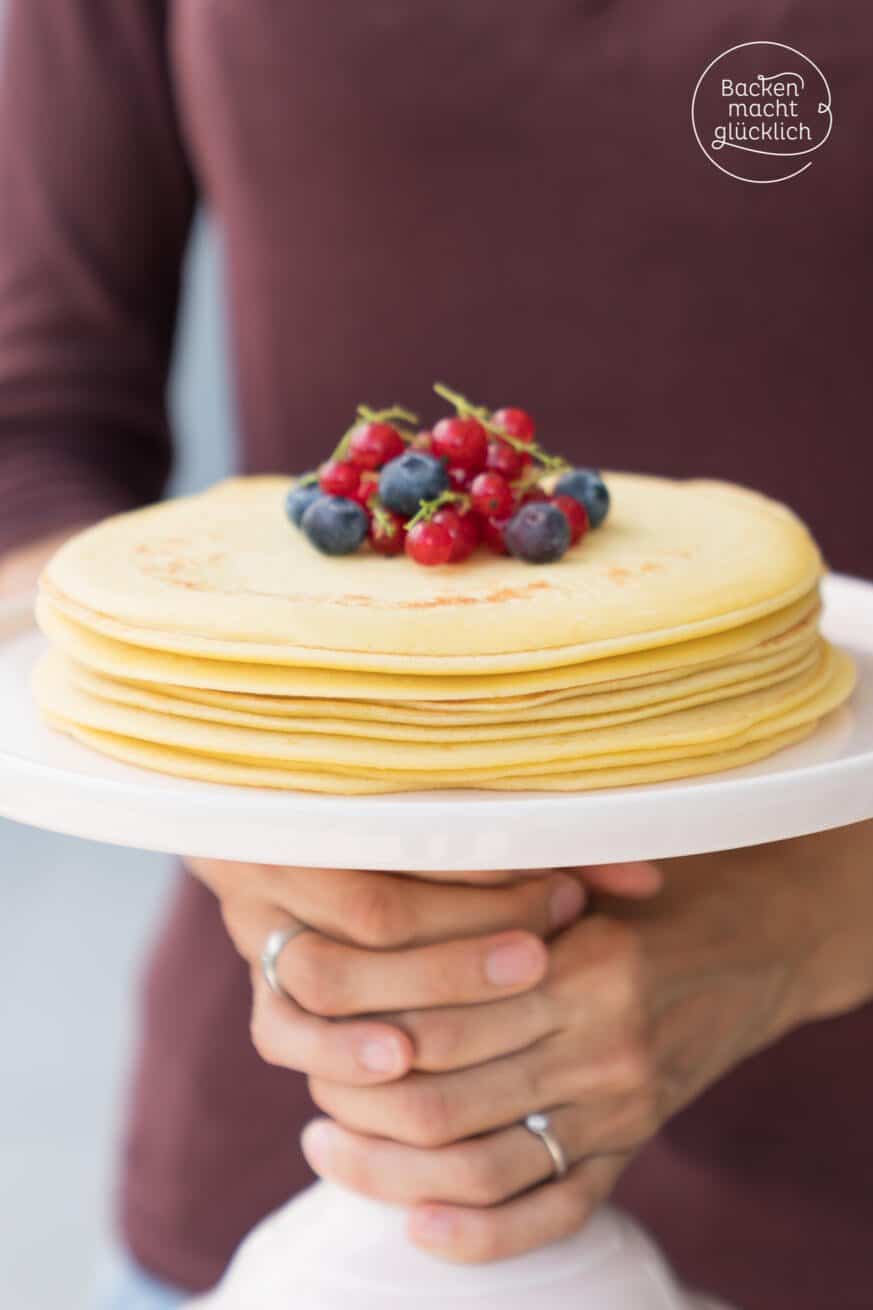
[0,3,872,1308]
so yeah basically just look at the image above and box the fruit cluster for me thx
[285,384,610,566]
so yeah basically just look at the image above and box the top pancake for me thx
[43,474,823,675]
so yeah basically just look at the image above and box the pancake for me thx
[35,589,820,703]
[58,642,823,740]
[33,643,853,778]
[42,474,822,671]
[37,713,819,794]
[34,471,853,795]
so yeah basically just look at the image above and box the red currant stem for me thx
[433,382,491,422]
[329,423,358,462]
[405,489,470,530]
[511,467,544,496]
[357,403,420,427]
[297,472,319,487]
[432,382,570,472]
[371,504,398,533]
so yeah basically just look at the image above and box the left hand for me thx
[301,823,873,1262]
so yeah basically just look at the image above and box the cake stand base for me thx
[189,1183,731,1310]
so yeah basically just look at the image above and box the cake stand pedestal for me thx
[2,575,873,1310]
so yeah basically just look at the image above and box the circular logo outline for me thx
[691,41,833,184]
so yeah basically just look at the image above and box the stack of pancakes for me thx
[34,475,854,793]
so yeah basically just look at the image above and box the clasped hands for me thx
[189,824,872,1262]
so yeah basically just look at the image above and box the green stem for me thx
[405,489,470,530]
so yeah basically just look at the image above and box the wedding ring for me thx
[524,1111,569,1180]
[261,925,309,1000]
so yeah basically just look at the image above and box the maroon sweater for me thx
[1,3,871,1304]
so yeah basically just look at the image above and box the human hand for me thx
[186,856,661,1085]
[300,824,873,1262]
[0,527,84,598]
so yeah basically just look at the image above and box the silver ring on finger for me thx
[261,925,310,1001]
[524,1111,569,1180]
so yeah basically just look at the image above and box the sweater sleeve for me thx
[0,0,196,555]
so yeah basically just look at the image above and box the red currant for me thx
[485,439,527,479]
[481,514,512,555]
[348,422,405,470]
[411,430,435,452]
[320,459,361,498]
[352,470,380,510]
[433,507,480,563]
[447,465,472,492]
[552,494,589,546]
[492,407,535,443]
[520,483,549,505]
[432,417,488,473]
[369,508,406,555]
[405,519,454,566]
[470,470,514,518]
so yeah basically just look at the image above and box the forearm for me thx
[785,820,873,1025]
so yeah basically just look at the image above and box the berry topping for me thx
[405,519,454,566]
[284,385,606,567]
[433,507,480,563]
[432,416,488,473]
[379,450,450,518]
[470,470,514,519]
[504,502,571,564]
[348,422,406,470]
[319,459,361,498]
[447,465,472,492]
[491,407,535,443]
[554,468,610,529]
[552,493,589,545]
[486,439,527,480]
[302,496,370,556]
[285,478,321,527]
[481,514,511,555]
[369,506,406,556]
[352,470,380,511]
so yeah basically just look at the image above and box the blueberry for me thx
[285,478,322,527]
[504,502,571,564]
[301,495,369,556]
[554,468,610,528]
[379,451,449,518]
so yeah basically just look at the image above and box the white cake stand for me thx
[2,573,873,1310]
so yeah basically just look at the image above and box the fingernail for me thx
[359,1038,404,1074]
[486,937,544,986]
[411,1207,457,1244]
[549,876,585,930]
[301,1120,338,1171]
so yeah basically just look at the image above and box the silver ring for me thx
[261,925,309,1000]
[524,1112,569,1179]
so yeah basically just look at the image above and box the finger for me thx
[249,972,414,1083]
[392,987,557,1072]
[580,862,663,899]
[301,1103,589,1206]
[309,1036,575,1146]
[280,928,548,1018]
[407,1154,630,1264]
[226,865,586,949]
